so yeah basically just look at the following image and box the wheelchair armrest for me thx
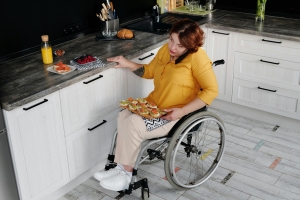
[166,106,207,138]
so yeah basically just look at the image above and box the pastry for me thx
[117,29,134,39]
[147,102,157,109]
[138,107,149,115]
[119,100,129,107]
[149,108,160,118]
[136,98,147,104]
[129,103,138,110]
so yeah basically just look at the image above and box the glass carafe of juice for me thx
[41,35,53,64]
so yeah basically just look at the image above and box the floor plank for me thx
[220,154,282,185]
[247,127,300,151]
[274,174,300,195]
[226,173,300,200]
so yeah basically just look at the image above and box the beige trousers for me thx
[114,109,178,167]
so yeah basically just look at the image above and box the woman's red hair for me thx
[170,18,204,53]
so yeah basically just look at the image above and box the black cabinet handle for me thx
[262,39,282,44]
[23,99,48,111]
[88,120,107,131]
[260,59,280,65]
[258,87,277,92]
[139,53,154,60]
[83,75,103,84]
[212,31,229,35]
[212,59,225,67]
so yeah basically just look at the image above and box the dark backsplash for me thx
[1,0,300,63]
[0,0,156,63]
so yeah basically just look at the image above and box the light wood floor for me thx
[59,108,300,200]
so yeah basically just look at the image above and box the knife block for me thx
[100,19,119,32]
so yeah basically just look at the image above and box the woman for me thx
[94,18,218,191]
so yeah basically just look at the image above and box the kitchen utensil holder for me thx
[100,19,119,33]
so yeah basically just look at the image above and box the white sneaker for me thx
[100,170,131,191]
[93,166,122,182]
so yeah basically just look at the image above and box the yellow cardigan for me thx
[143,43,218,109]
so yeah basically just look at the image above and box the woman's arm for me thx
[161,97,206,121]
[107,56,143,71]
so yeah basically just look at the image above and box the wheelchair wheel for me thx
[164,111,226,190]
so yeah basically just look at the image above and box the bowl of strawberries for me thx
[71,54,104,70]
[73,55,97,65]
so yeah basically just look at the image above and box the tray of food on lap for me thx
[119,97,167,119]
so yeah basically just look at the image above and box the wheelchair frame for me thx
[103,60,226,199]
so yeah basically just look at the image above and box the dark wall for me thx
[217,0,300,17]
[0,0,155,62]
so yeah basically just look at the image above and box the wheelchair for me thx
[104,60,226,199]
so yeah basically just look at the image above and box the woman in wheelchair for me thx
[94,18,220,192]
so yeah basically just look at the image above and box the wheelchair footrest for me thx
[116,178,150,199]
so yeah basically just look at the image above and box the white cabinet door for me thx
[234,52,300,92]
[128,47,161,98]
[60,68,127,136]
[3,92,69,200]
[66,108,120,180]
[206,28,234,102]
[232,79,300,119]
[200,24,207,51]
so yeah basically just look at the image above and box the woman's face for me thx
[168,33,187,58]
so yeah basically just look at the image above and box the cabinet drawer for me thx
[232,79,300,119]
[235,33,300,62]
[130,46,161,64]
[234,52,300,92]
[60,68,127,136]
[66,108,120,180]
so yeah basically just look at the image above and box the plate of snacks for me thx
[119,97,167,119]
[47,61,76,75]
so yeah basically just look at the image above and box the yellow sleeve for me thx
[142,44,167,79]
[192,50,219,105]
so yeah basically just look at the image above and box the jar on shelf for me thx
[41,35,53,64]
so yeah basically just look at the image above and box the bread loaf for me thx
[117,29,134,39]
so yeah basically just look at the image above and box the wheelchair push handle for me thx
[212,59,225,67]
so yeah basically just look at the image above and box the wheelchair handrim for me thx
[171,116,226,188]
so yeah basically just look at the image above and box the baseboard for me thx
[43,160,106,200]
[210,99,300,132]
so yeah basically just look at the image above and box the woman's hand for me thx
[161,108,184,121]
[107,56,142,70]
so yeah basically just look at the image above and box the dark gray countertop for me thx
[1,9,300,111]
[206,12,300,42]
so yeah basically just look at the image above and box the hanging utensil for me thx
[102,3,112,20]
[101,8,108,20]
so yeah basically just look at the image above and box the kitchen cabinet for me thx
[127,47,161,98]
[232,79,300,119]
[232,33,300,120]
[206,28,235,102]
[200,24,207,51]
[3,92,69,200]
[66,108,120,180]
[60,68,127,136]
